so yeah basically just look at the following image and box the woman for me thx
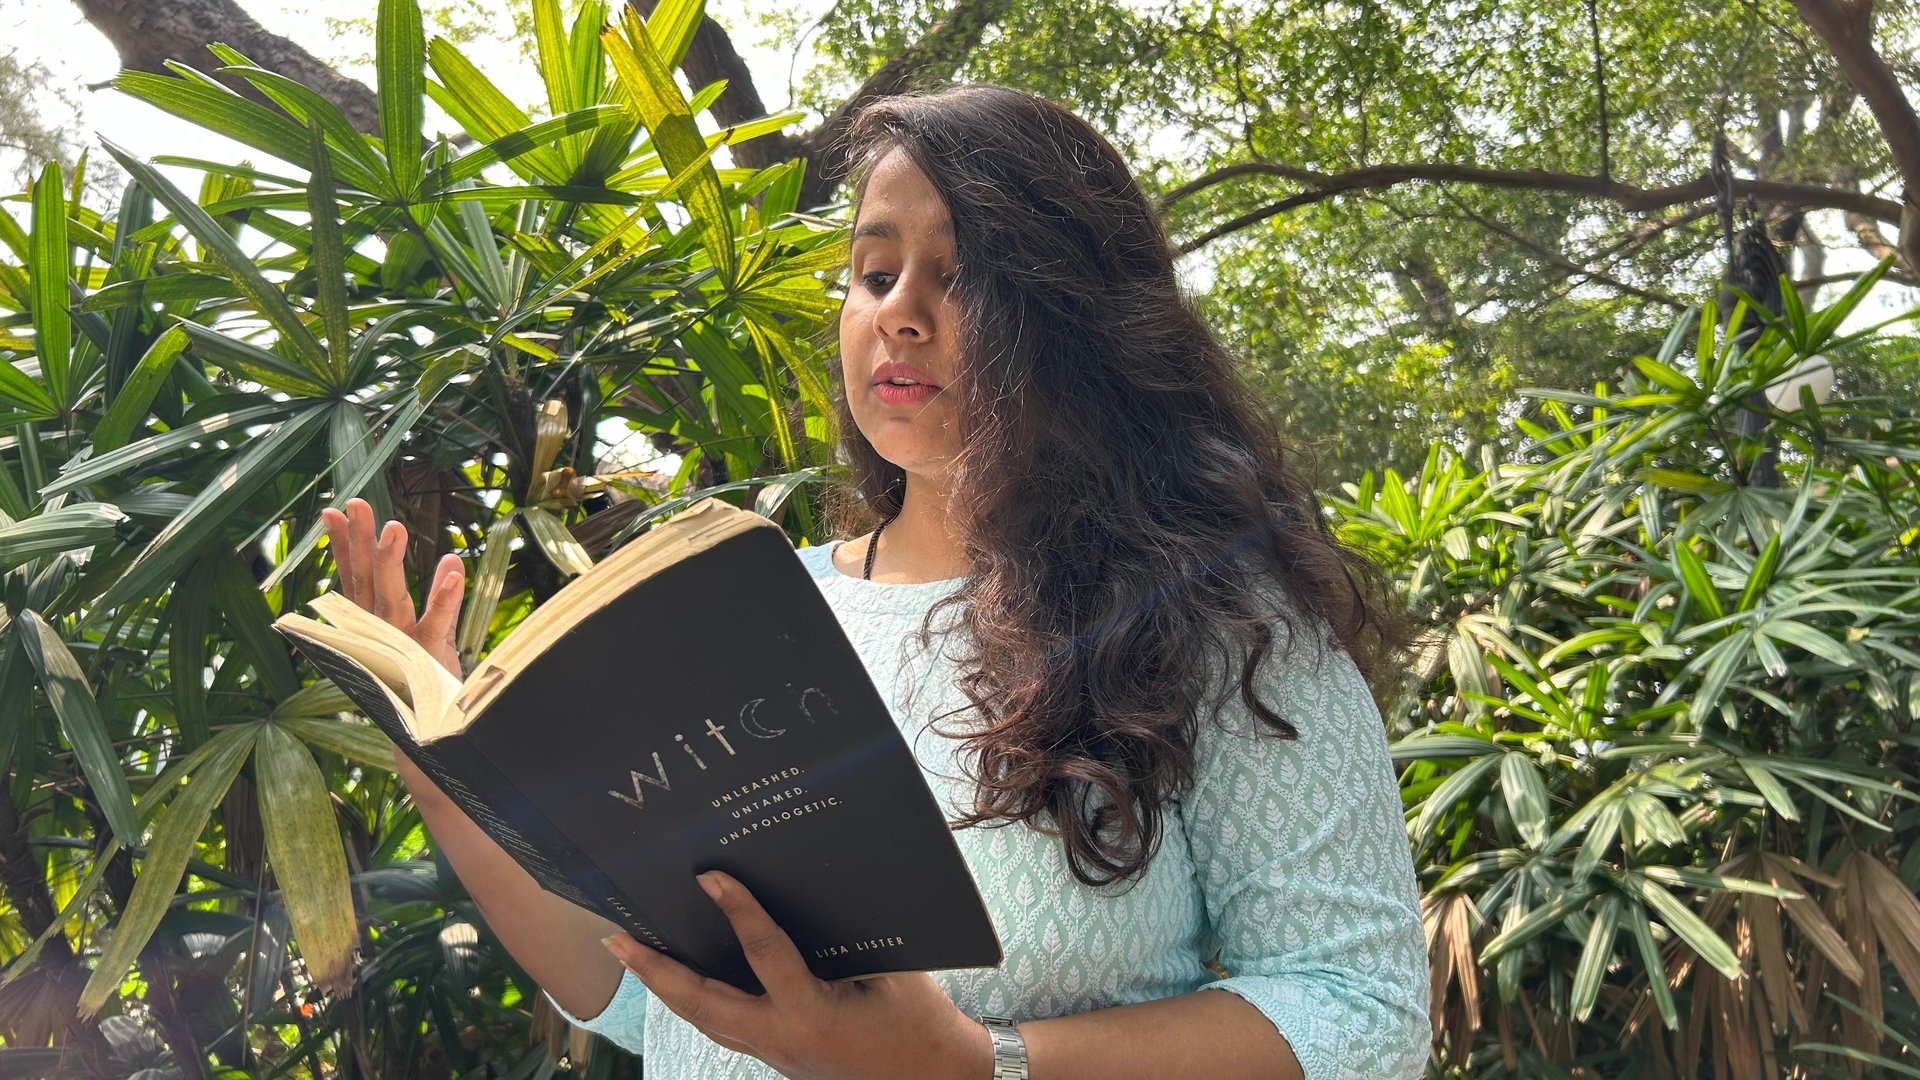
[322,84,1430,1079]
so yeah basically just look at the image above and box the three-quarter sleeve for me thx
[1180,610,1432,1080]
[546,973,649,1056]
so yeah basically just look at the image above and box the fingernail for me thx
[697,872,724,902]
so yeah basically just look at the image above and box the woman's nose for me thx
[876,284,933,340]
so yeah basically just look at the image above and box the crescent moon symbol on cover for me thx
[737,697,787,739]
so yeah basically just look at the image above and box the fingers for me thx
[320,507,359,606]
[698,872,818,1003]
[324,501,440,640]
[415,553,465,649]
[373,519,415,627]
[603,934,759,1046]
[345,498,378,607]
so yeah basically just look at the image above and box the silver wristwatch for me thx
[979,1015,1029,1080]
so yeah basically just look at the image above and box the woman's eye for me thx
[861,271,895,291]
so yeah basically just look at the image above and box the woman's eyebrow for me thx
[851,219,954,242]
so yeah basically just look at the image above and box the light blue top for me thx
[553,539,1432,1079]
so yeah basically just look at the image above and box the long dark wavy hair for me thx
[820,84,1407,887]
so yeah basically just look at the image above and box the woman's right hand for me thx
[322,502,626,1018]
[320,497,466,677]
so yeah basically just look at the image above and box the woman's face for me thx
[839,148,965,484]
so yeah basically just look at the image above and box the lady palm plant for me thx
[0,0,849,1074]
[1334,265,1920,1077]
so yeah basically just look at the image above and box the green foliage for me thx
[1,2,1915,1075]
[0,0,839,1073]
[1335,269,1920,1074]
[788,0,1920,481]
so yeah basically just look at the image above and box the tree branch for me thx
[1797,268,1918,289]
[1165,161,1903,253]
[1845,209,1902,261]
[1790,0,1920,271]
[1586,0,1611,187]
[1617,204,1719,250]
[627,0,1013,209]
[797,0,1015,207]
[1455,208,1716,320]
[71,0,379,134]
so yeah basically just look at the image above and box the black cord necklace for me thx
[862,509,899,580]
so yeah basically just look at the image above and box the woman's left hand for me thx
[602,870,989,1080]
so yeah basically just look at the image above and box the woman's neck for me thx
[852,471,971,584]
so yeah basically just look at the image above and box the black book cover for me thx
[282,633,612,916]
[287,521,1002,994]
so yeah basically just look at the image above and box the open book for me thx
[273,498,1000,993]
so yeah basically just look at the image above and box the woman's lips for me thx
[872,382,942,405]
[871,360,942,388]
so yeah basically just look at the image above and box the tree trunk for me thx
[1791,0,1920,274]
[1392,257,1458,343]
[70,0,379,134]
[624,0,1012,209]
[789,0,1014,210]
[627,0,803,172]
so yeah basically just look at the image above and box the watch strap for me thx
[979,1014,1029,1080]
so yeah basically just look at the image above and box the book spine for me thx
[416,736,676,956]
[399,741,594,909]
[277,633,672,951]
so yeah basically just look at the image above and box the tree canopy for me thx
[779,0,1920,477]
[28,1,1920,483]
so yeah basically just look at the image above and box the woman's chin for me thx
[856,416,958,451]
[867,447,960,482]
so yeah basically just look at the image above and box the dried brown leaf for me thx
[1831,852,1884,1076]
[1422,891,1482,1067]
[1709,979,1732,1080]
[1683,959,1708,1076]
[1495,992,1518,1071]
[1837,853,1884,1022]
[1715,935,1762,1080]
[1860,856,1920,1001]
[1800,946,1829,1038]
[568,1024,593,1070]
[1742,894,1794,1036]
[1770,854,1863,985]
[1763,850,1842,890]
[1754,979,1782,1078]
